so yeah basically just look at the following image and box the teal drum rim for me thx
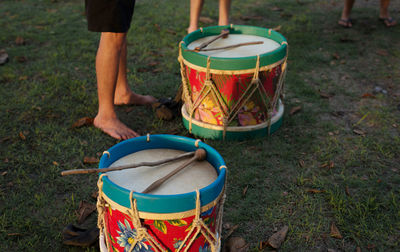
[181,25,288,71]
[99,135,226,214]
[182,100,284,140]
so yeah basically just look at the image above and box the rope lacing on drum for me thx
[177,190,220,252]
[128,191,166,252]
[97,174,112,250]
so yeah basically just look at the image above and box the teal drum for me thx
[178,25,288,140]
[97,135,227,252]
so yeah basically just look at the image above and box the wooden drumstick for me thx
[187,41,264,52]
[194,29,230,52]
[60,151,196,176]
[142,148,207,194]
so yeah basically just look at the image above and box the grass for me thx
[1,0,400,251]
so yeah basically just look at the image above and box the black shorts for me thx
[85,0,136,33]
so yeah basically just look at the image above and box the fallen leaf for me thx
[298,159,305,168]
[360,175,368,181]
[242,185,248,196]
[15,36,25,45]
[345,186,351,196]
[319,90,334,98]
[329,161,334,169]
[1,171,7,176]
[282,191,288,196]
[327,249,336,252]
[224,224,239,239]
[19,76,28,81]
[307,189,325,194]
[332,53,340,60]
[367,244,376,250]
[16,56,27,63]
[353,129,366,136]
[166,29,176,35]
[7,233,22,236]
[19,132,26,140]
[71,117,94,128]
[223,222,233,230]
[152,68,162,73]
[0,49,9,65]
[290,106,301,115]
[271,6,283,11]
[83,156,99,164]
[76,200,96,224]
[137,67,150,72]
[53,161,59,166]
[1,136,12,143]
[330,222,343,239]
[267,225,288,249]
[223,236,248,252]
[155,105,173,121]
[280,12,293,18]
[362,93,376,98]
[376,49,388,56]
[199,16,214,24]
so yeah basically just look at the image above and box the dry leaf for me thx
[15,36,25,45]
[242,185,248,196]
[76,200,96,224]
[298,159,305,168]
[83,156,99,164]
[156,105,173,121]
[360,175,368,181]
[199,16,214,24]
[332,53,340,60]
[290,106,301,115]
[330,222,343,239]
[53,161,59,166]
[166,29,176,35]
[327,249,336,252]
[362,93,376,98]
[1,171,7,176]
[224,224,239,239]
[0,49,9,65]
[71,117,94,128]
[223,236,248,252]
[137,67,150,72]
[7,233,22,236]
[319,91,334,98]
[16,56,27,63]
[376,49,388,56]
[147,61,159,67]
[19,132,26,140]
[353,129,366,136]
[367,244,376,250]
[307,189,325,194]
[345,186,351,196]
[271,6,283,11]
[267,225,288,249]
[329,161,334,169]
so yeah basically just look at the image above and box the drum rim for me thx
[181,25,288,71]
[99,134,226,214]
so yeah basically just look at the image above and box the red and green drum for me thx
[97,135,227,252]
[178,25,288,140]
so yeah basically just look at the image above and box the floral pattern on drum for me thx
[103,205,219,252]
[184,65,282,126]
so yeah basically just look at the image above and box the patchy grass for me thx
[1,0,399,251]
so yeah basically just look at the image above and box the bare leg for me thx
[93,32,139,140]
[379,0,396,26]
[339,0,355,27]
[218,0,231,26]
[188,0,204,33]
[114,40,157,106]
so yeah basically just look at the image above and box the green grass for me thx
[1,0,400,251]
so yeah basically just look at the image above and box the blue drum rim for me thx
[99,134,226,214]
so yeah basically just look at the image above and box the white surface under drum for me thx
[187,34,280,58]
[106,149,217,195]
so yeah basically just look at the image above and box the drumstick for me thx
[194,29,230,52]
[60,151,196,176]
[186,41,264,52]
[141,148,207,194]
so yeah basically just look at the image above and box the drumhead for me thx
[106,149,217,195]
[187,34,280,58]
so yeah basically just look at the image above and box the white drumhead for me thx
[106,149,217,195]
[187,34,280,58]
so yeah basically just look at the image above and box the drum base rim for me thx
[181,100,284,140]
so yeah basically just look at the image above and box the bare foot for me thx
[94,115,139,140]
[114,91,157,106]
[187,26,198,34]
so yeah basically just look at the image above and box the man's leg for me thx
[114,40,156,105]
[218,0,231,26]
[93,32,139,140]
[339,0,355,27]
[188,0,204,33]
[379,0,396,27]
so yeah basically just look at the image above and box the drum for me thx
[97,135,227,252]
[178,25,288,140]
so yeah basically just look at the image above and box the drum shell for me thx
[97,135,227,252]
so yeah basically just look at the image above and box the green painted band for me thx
[181,25,288,71]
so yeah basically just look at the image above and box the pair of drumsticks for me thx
[61,149,207,194]
[186,28,264,52]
